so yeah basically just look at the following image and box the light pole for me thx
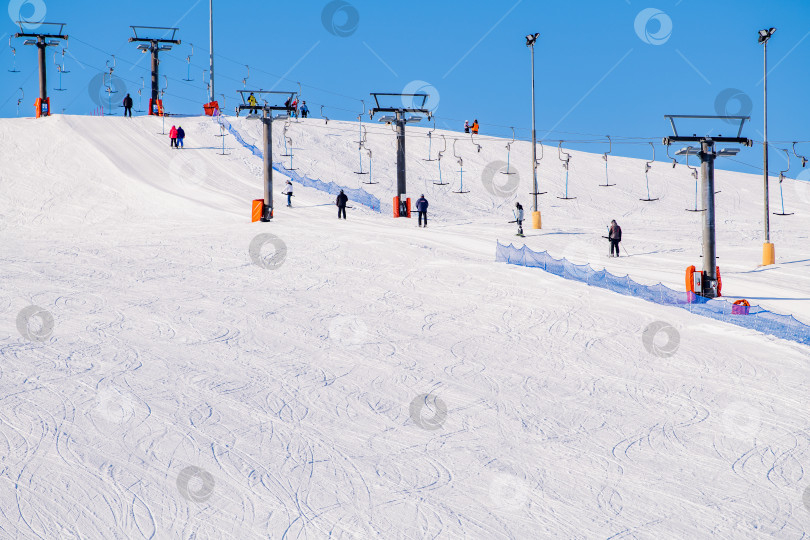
[526,32,542,229]
[759,27,776,265]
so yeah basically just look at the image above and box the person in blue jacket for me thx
[416,194,429,227]
[176,126,186,148]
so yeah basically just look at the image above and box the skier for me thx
[291,98,298,118]
[169,125,178,148]
[176,126,185,149]
[464,120,470,133]
[247,92,258,107]
[514,202,524,237]
[122,93,133,117]
[416,194,429,228]
[285,180,293,207]
[471,119,479,134]
[608,219,622,257]
[336,189,349,219]
[300,101,309,118]
[285,97,292,113]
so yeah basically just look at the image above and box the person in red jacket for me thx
[169,125,178,148]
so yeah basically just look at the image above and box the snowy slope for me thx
[1,114,809,539]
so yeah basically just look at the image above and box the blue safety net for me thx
[219,117,381,212]
[496,241,810,347]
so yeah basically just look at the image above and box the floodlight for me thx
[675,146,699,156]
[159,46,172,51]
[23,39,35,45]
[408,115,423,123]
[717,148,740,157]
[378,115,397,123]
[525,33,539,46]
[758,27,776,44]
[47,40,59,46]
[137,44,149,50]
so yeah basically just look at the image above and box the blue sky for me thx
[2,0,810,177]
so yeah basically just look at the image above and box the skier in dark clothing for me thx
[122,94,133,117]
[176,126,185,148]
[336,190,348,219]
[416,194,428,227]
[608,219,622,257]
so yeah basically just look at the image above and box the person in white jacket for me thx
[514,202,524,236]
[285,180,293,207]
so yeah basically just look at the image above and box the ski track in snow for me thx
[1,115,809,538]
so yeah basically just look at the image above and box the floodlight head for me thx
[137,44,149,51]
[675,146,699,156]
[717,148,740,157]
[23,39,36,45]
[159,46,172,51]
[758,27,776,44]
[47,40,59,46]
[525,33,539,46]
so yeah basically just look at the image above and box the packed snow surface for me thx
[1,114,809,538]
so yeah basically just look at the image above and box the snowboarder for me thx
[169,125,178,148]
[514,202,524,237]
[285,180,293,207]
[176,126,185,149]
[336,190,348,219]
[247,92,258,107]
[122,93,133,117]
[300,101,309,118]
[464,120,470,133]
[416,194,429,227]
[471,119,479,134]
[608,219,622,257]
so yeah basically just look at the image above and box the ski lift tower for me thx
[238,90,296,222]
[369,92,433,218]
[13,21,67,118]
[129,26,180,116]
[663,115,752,299]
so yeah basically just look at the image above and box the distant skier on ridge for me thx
[122,93,133,118]
[300,101,309,118]
[416,194,429,228]
[471,119,479,134]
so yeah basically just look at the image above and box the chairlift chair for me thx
[424,118,436,161]
[557,141,576,200]
[363,147,377,184]
[640,142,659,201]
[183,43,193,81]
[8,37,20,73]
[601,135,616,186]
[774,148,794,216]
[434,134,449,186]
[502,127,516,175]
[681,148,705,212]
[529,140,548,196]
[355,125,369,175]
[452,138,469,193]
[793,141,808,168]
